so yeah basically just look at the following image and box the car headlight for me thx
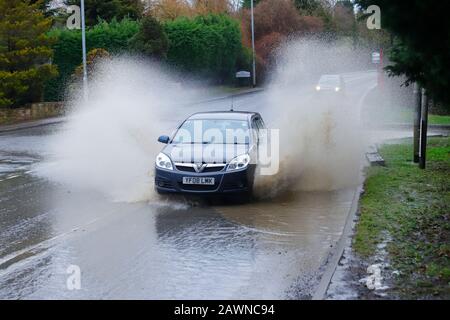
[315,85,321,91]
[335,87,340,92]
[155,152,173,170]
[227,154,250,171]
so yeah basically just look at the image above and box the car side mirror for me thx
[158,135,170,144]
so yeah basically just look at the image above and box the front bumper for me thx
[155,165,255,194]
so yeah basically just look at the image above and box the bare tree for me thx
[147,0,193,20]
[192,0,232,15]
[147,0,241,20]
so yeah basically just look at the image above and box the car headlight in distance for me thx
[335,87,340,92]
[315,85,321,91]
[227,154,250,171]
[155,152,173,170]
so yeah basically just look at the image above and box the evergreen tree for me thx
[129,15,169,59]
[0,0,58,107]
[65,0,144,26]
[355,0,450,108]
[241,0,261,9]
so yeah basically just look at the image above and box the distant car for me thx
[154,111,266,197]
[315,74,346,94]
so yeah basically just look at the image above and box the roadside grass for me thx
[374,108,450,126]
[354,136,450,298]
[429,114,450,125]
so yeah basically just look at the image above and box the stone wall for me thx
[0,102,65,125]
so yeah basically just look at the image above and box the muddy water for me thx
[0,119,356,299]
[0,187,355,299]
[0,70,382,299]
[217,191,353,240]
[0,117,444,299]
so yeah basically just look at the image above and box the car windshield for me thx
[172,119,251,144]
[318,75,339,86]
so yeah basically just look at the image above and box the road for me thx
[0,71,400,299]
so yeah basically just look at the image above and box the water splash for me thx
[37,57,197,202]
[255,39,369,197]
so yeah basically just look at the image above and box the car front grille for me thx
[202,165,226,173]
[175,165,196,172]
[175,163,226,173]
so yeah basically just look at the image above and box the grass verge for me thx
[429,114,450,125]
[354,136,450,298]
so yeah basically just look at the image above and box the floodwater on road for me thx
[1,71,408,299]
[0,163,356,299]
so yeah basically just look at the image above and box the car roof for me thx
[188,111,260,121]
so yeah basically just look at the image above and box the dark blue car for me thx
[154,111,266,196]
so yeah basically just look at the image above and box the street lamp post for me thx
[250,0,256,87]
[413,83,421,163]
[419,88,429,169]
[80,0,88,101]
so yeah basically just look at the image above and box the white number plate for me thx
[182,177,215,185]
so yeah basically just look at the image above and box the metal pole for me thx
[250,0,256,87]
[413,83,421,163]
[419,88,428,169]
[80,0,88,101]
[377,48,383,89]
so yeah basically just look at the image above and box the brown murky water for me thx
[0,71,386,299]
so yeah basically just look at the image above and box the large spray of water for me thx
[38,58,198,202]
[38,40,373,202]
[254,39,369,197]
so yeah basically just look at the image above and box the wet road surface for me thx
[0,72,388,299]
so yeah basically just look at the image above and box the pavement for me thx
[1,71,428,299]
[0,116,67,133]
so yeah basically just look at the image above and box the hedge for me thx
[45,15,248,100]
[44,19,139,101]
[164,14,244,82]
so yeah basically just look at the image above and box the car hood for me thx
[162,143,250,164]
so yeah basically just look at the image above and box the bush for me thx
[241,0,324,83]
[44,19,139,101]
[164,14,243,82]
[236,46,253,72]
[129,15,169,59]
[73,48,112,79]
